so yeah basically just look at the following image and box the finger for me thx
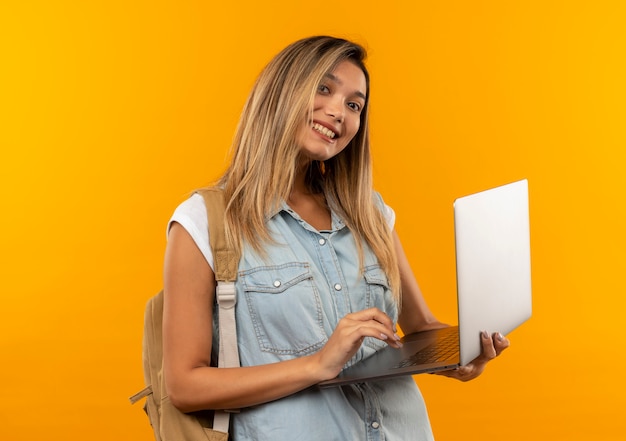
[480,330,497,360]
[342,309,400,345]
[433,365,479,382]
[335,314,400,348]
[493,332,510,356]
[345,321,403,348]
[453,365,475,379]
[349,307,395,329]
[432,369,456,378]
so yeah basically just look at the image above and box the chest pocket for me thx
[240,262,327,356]
[363,264,396,352]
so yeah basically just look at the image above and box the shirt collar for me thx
[270,200,346,232]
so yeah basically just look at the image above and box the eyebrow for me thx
[324,73,367,101]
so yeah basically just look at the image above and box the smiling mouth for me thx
[312,123,336,139]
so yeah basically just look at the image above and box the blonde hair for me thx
[217,36,401,302]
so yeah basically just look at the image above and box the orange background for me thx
[2,1,625,440]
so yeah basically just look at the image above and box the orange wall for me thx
[1,1,625,440]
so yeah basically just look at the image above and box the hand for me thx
[435,331,510,382]
[312,308,402,381]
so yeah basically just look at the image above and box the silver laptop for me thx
[318,179,532,388]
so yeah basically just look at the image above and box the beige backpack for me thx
[130,188,239,441]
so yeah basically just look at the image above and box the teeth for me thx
[313,123,336,139]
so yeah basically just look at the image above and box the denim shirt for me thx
[172,195,434,441]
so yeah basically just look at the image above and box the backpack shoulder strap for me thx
[196,187,240,434]
[197,187,238,282]
[196,187,240,367]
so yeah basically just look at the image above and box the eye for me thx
[347,102,362,112]
[317,84,330,94]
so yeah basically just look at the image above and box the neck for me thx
[287,161,331,230]
[291,159,317,197]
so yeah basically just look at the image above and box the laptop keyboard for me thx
[394,327,459,369]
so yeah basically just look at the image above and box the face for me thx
[297,60,367,162]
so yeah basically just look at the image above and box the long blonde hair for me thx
[218,36,401,302]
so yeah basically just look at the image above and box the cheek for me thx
[296,120,311,143]
[346,119,361,142]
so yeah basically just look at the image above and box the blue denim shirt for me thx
[218,200,435,441]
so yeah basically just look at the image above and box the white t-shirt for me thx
[168,193,396,271]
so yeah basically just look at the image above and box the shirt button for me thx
[273,280,281,287]
[371,422,380,429]
[318,238,326,245]
[334,283,342,291]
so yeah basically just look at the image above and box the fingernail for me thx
[380,333,388,340]
[393,333,401,341]
[496,332,504,341]
[481,330,489,339]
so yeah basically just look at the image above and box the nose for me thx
[326,97,344,123]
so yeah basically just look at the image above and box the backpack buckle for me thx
[216,281,236,309]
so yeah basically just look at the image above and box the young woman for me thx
[162,36,509,441]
